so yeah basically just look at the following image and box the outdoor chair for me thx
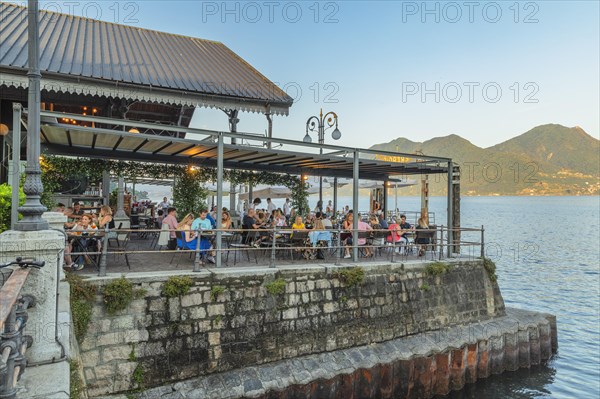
[287,230,310,260]
[370,230,389,258]
[227,231,258,265]
[415,229,437,260]
[170,231,193,266]
[357,231,370,258]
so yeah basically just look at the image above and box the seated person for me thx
[369,216,385,246]
[387,218,403,245]
[177,213,198,250]
[242,209,264,246]
[272,209,287,227]
[415,217,430,257]
[309,219,332,247]
[190,209,216,263]
[344,216,372,258]
[378,213,388,229]
[97,205,115,229]
[221,211,232,230]
[291,215,305,233]
[64,214,98,271]
[398,214,413,245]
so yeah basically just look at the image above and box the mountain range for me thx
[369,124,599,196]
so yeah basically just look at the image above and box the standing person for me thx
[283,198,292,220]
[250,198,262,211]
[162,207,178,250]
[266,198,277,216]
[314,200,323,213]
[159,197,170,212]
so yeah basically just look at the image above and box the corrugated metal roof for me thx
[0,2,293,113]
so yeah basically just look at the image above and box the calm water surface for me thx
[309,195,600,398]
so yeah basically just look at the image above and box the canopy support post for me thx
[352,150,359,262]
[216,133,224,268]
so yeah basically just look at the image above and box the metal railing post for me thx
[98,225,109,277]
[270,227,277,268]
[335,227,341,265]
[481,225,485,259]
[193,229,202,272]
[390,228,396,263]
[439,225,444,261]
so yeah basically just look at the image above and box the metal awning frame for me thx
[16,107,454,266]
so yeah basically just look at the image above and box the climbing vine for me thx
[40,156,303,210]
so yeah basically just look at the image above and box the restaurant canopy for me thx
[37,110,451,181]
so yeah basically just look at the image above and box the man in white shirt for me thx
[159,197,170,212]
[266,198,277,216]
[283,198,291,218]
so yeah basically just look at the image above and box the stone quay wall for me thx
[121,308,557,399]
[77,260,506,397]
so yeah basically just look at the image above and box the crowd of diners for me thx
[57,196,433,270]
[53,202,115,270]
[158,197,433,263]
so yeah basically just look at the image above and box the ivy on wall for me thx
[40,156,304,211]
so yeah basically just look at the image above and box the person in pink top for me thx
[343,214,373,258]
[162,207,178,249]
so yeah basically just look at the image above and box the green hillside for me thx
[370,124,599,196]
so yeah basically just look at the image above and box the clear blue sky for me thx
[39,0,600,148]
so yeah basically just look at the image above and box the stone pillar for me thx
[42,211,66,231]
[0,229,64,363]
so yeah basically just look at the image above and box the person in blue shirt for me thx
[190,209,215,263]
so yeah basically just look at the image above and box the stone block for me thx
[181,292,205,307]
[97,331,124,347]
[208,303,225,316]
[282,307,298,320]
[102,344,132,362]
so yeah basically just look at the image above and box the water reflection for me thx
[444,361,556,399]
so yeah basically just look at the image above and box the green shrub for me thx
[483,257,498,282]
[424,262,452,276]
[103,276,144,315]
[210,285,225,301]
[162,276,194,298]
[265,278,286,296]
[420,283,431,292]
[0,183,25,233]
[66,273,97,342]
[337,267,365,287]
[69,361,84,399]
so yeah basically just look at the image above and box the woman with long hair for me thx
[415,217,430,257]
[177,213,198,250]
[97,205,115,229]
[221,211,232,230]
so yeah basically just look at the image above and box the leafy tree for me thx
[173,169,208,217]
[0,184,26,233]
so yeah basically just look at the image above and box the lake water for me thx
[309,195,599,398]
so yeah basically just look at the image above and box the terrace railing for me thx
[65,225,485,276]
